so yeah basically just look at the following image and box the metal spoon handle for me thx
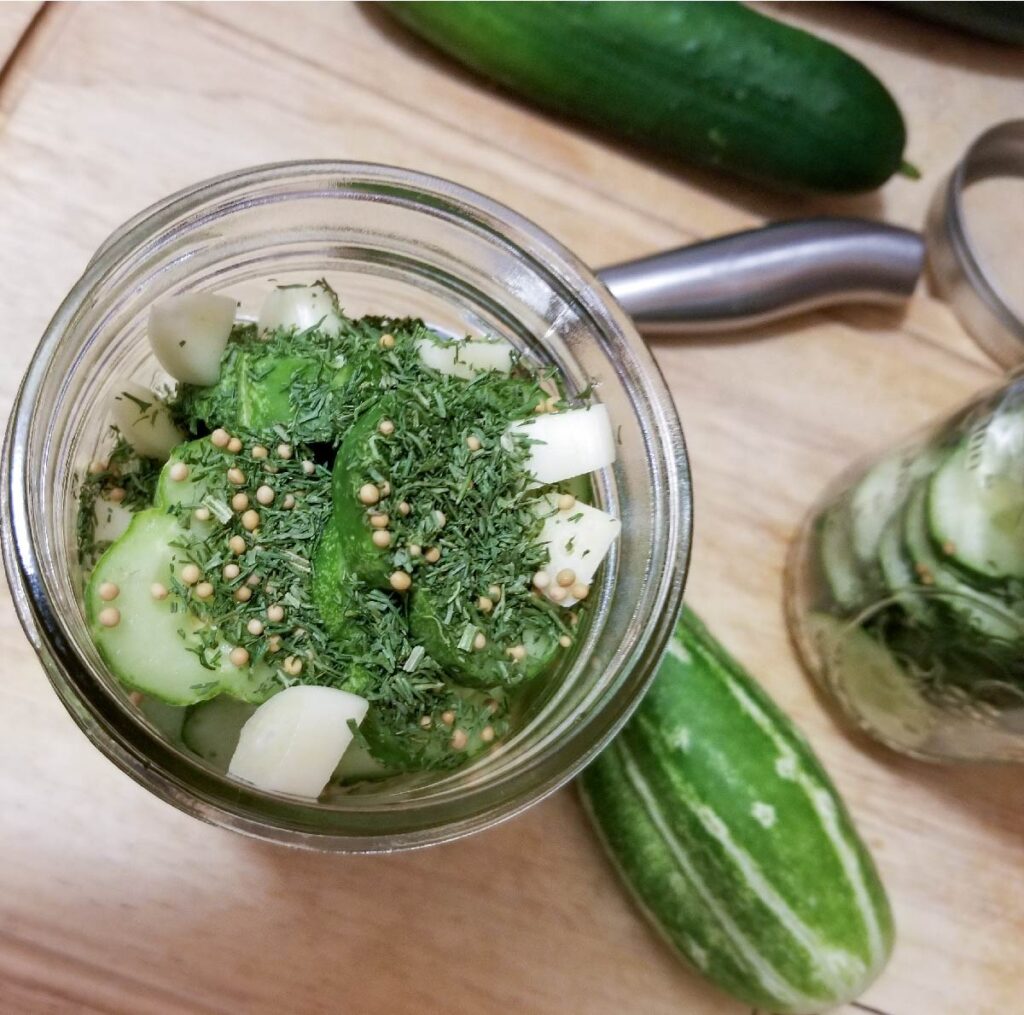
[598,218,925,334]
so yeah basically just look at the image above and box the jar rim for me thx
[2,161,692,850]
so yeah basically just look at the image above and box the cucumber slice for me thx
[175,330,358,438]
[807,613,936,752]
[817,505,870,613]
[877,514,933,624]
[360,688,507,772]
[904,485,1024,644]
[153,438,229,514]
[182,696,256,767]
[408,588,560,689]
[86,509,277,705]
[848,446,939,566]
[928,427,1024,581]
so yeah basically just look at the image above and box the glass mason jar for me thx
[1,163,691,851]
[788,373,1024,762]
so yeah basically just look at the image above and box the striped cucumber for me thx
[579,608,893,1013]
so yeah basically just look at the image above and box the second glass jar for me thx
[788,373,1024,762]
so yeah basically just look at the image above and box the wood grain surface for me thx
[1,3,1022,1013]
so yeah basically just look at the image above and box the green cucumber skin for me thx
[332,402,394,588]
[387,2,908,193]
[580,608,894,1014]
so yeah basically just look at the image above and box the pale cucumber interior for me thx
[928,429,1024,581]
[86,509,276,706]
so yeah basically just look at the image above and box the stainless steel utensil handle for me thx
[598,218,925,334]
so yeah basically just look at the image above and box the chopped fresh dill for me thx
[80,286,604,777]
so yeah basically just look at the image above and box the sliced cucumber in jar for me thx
[848,445,940,567]
[904,485,1024,644]
[928,420,1024,582]
[86,509,277,706]
[877,513,934,625]
[818,504,871,613]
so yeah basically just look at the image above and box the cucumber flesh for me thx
[361,688,507,772]
[928,426,1024,581]
[153,438,228,516]
[86,509,277,706]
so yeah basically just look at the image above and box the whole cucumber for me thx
[579,608,894,1013]
[387,2,910,193]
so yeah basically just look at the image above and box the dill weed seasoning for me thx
[79,282,620,797]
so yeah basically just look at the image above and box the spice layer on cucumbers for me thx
[79,282,621,799]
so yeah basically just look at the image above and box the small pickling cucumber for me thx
[85,509,277,706]
[228,685,370,798]
[149,292,236,386]
[407,587,562,689]
[533,492,620,607]
[928,425,1024,582]
[580,608,893,1014]
[507,404,616,485]
[416,333,515,379]
[110,382,184,461]
[387,3,910,194]
[258,282,344,337]
[182,696,256,767]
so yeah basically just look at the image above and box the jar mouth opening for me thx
[2,161,692,850]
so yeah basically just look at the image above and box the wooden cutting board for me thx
[1,4,1022,1012]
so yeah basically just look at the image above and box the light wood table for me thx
[1,4,1022,1012]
